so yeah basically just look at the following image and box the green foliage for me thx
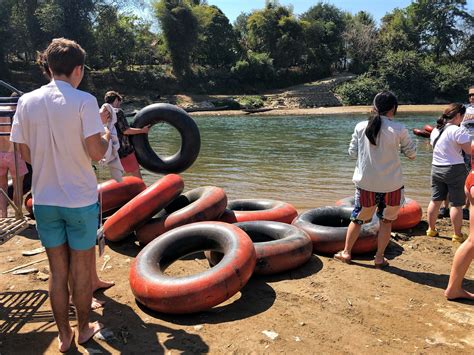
[245,5,303,69]
[408,0,472,60]
[231,52,275,83]
[192,5,240,68]
[335,74,387,105]
[300,3,346,71]
[378,50,435,103]
[153,0,198,78]
[236,95,265,109]
[434,63,473,101]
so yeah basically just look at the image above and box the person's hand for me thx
[99,107,111,124]
[141,125,151,134]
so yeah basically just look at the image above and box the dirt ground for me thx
[1,210,474,355]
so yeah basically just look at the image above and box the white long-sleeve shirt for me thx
[348,116,416,192]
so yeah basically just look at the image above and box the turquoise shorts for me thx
[33,203,99,251]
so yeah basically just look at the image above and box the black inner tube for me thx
[131,103,201,174]
[227,200,275,211]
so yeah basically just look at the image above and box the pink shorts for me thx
[0,152,28,177]
[120,152,140,173]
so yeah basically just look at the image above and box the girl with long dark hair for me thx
[426,103,470,243]
[334,91,416,268]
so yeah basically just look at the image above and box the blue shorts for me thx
[33,203,99,250]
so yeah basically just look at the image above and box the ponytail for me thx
[365,91,398,146]
[437,103,466,129]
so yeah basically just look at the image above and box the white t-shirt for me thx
[11,80,104,207]
[430,124,470,166]
[461,104,474,138]
[349,116,417,193]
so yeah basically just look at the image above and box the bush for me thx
[236,95,265,109]
[335,74,387,105]
[231,52,275,84]
[434,63,473,102]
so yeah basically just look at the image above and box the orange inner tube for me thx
[136,186,228,245]
[130,222,256,314]
[98,176,146,214]
[103,174,184,242]
[220,199,298,224]
[335,196,422,231]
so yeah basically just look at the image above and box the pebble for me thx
[194,325,204,331]
[262,330,279,340]
[36,272,49,281]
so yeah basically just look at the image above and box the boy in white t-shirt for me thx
[11,38,110,352]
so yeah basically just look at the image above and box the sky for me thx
[205,0,474,24]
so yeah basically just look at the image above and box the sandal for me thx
[334,251,352,264]
[374,258,389,269]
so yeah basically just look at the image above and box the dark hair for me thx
[104,91,122,104]
[44,38,86,77]
[36,51,51,80]
[436,103,466,129]
[365,91,398,145]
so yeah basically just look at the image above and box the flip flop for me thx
[374,258,389,269]
[333,251,352,264]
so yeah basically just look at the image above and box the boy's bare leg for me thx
[69,247,103,344]
[91,250,114,293]
[129,168,142,179]
[12,175,23,218]
[0,174,8,217]
[45,244,75,352]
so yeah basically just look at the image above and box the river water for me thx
[140,114,437,212]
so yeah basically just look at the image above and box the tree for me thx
[192,5,239,68]
[153,0,198,78]
[36,0,96,53]
[245,5,303,68]
[300,2,346,72]
[408,0,472,60]
[378,8,420,53]
[343,11,378,73]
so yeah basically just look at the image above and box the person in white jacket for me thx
[334,91,416,268]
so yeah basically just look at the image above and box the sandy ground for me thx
[1,210,474,355]
[188,105,446,117]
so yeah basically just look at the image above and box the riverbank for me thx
[1,212,473,354]
[188,104,446,117]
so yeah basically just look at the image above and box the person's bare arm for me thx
[123,125,150,135]
[85,129,111,161]
[18,143,31,164]
[461,141,471,154]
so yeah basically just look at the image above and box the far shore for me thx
[189,104,446,117]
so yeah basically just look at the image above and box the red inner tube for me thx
[130,221,256,314]
[335,196,422,230]
[412,128,430,138]
[423,124,434,133]
[292,206,379,255]
[136,186,228,245]
[207,220,313,275]
[103,174,184,242]
[98,176,146,214]
[219,199,298,224]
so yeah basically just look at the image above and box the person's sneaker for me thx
[438,207,450,218]
[463,208,469,220]
[426,228,439,237]
[452,233,468,243]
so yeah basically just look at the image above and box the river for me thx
[132,113,438,212]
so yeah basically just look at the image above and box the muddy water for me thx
[142,114,437,211]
